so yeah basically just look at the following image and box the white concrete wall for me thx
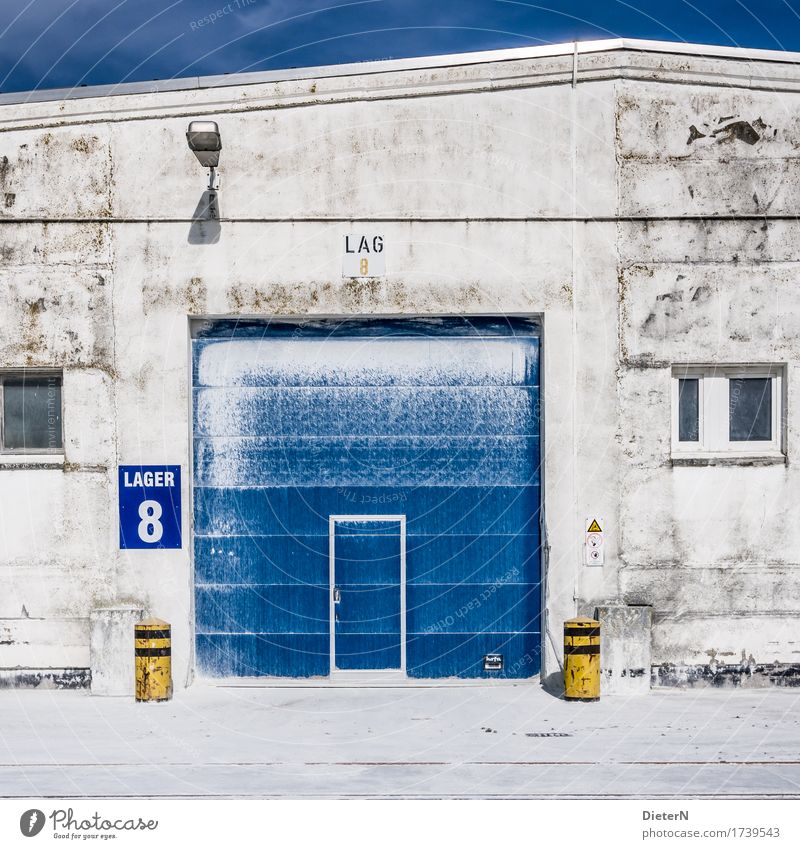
[1,43,798,685]
[616,76,800,670]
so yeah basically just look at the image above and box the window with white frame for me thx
[672,365,784,457]
[0,371,63,453]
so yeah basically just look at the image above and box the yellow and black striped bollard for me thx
[564,617,600,702]
[135,618,173,702]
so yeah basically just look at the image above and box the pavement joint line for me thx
[3,759,800,766]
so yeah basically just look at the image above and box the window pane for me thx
[2,376,62,450]
[678,378,699,442]
[729,377,772,442]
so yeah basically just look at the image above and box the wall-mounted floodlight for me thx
[187,120,221,167]
[187,120,221,217]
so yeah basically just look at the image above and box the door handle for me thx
[333,587,341,604]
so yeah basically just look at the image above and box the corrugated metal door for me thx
[193,318,541,678]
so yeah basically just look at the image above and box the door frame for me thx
[328,514,407,675]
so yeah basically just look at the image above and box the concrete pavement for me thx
[1,683,799,798]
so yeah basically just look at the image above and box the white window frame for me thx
[671,365,784,458]
[0,369,65,456]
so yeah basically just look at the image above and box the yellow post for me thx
[135,618,172,702]
[564,616,600,702]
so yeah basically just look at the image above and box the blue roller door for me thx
[193,317,541,678]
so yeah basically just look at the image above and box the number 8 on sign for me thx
[119,465,181,550]
[137,500,164,543]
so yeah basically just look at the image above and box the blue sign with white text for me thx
[119,465,182,549]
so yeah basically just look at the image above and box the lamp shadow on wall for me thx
[188,190,221,244]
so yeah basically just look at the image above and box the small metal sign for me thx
[585,516,604,566]
[342,233,385,277]
[483,653,504,671]
[119,465,181,549]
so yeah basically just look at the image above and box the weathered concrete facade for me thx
[1,39,798,690]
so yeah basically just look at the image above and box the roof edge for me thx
[1,37,799,107]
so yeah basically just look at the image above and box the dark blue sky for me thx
[1,0,799,94]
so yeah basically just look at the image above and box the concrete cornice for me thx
[2,37,800,129]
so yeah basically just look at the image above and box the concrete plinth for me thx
[90,606,146,696]
[595,604,652,695]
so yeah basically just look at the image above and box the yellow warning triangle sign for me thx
[587,519,602,533]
